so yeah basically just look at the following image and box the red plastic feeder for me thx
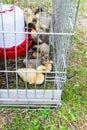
[0,4,33,59]
[0,30,33,59]
[0,36,33,59]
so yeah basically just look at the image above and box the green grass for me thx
[0,0,87,130]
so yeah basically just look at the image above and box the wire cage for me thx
[0,0,80,108]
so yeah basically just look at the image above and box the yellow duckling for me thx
[18,60,53,85]
[17,67,44,85]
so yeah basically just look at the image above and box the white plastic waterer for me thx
[0,4,25,48]
[0,4,33,59]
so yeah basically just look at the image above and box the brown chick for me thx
[33,43,49,55]
[17,67,44,85]
[32,43,49,60]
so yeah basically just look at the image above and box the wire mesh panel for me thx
[0,0,80,108]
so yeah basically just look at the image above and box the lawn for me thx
[0,0,87,130]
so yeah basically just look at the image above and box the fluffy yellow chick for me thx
[18,60,53,85]
[17,67,44,85]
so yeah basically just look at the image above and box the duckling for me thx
[18,60,53,84]
[17,67,44,85]
[23,7,33,26]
